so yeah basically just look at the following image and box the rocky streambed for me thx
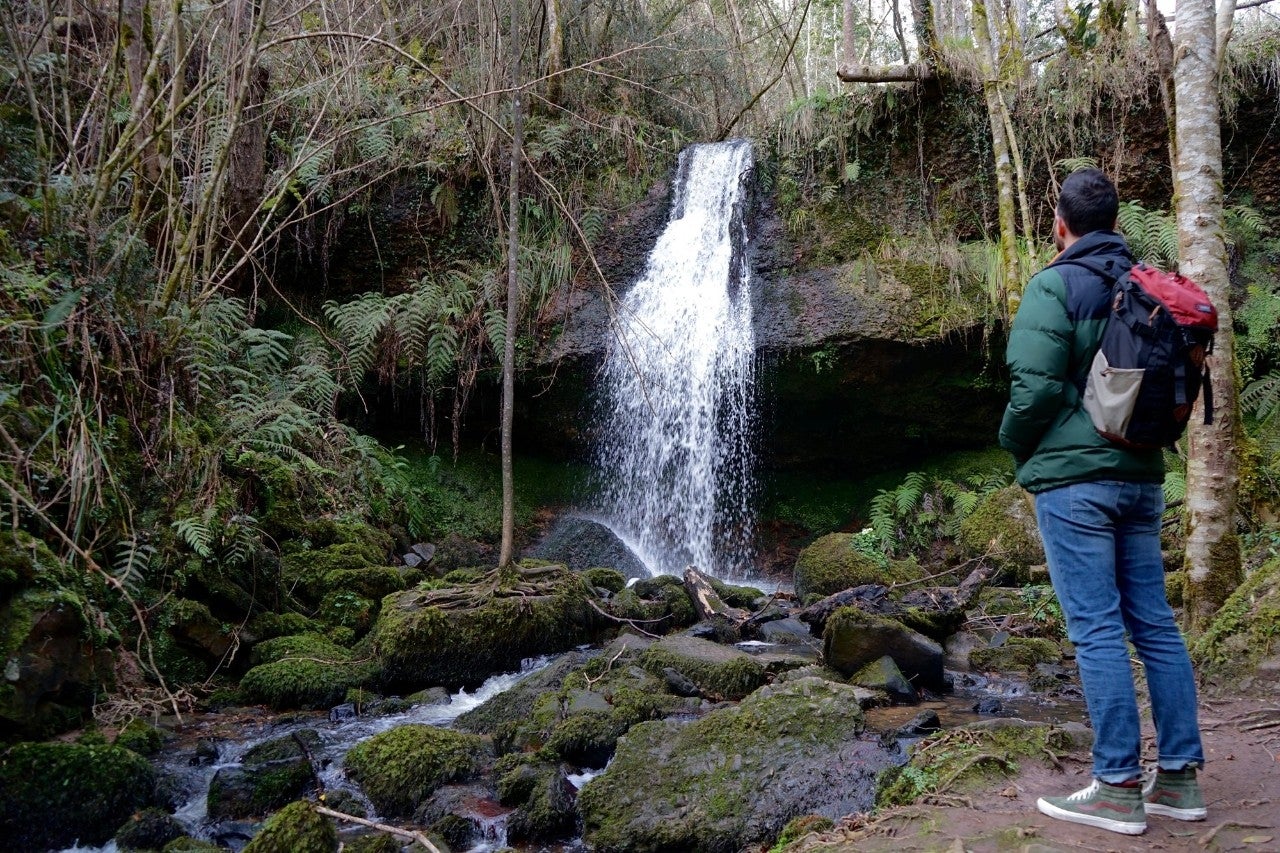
[7,550,1091,853]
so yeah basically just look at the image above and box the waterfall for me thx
[593,139,757,578]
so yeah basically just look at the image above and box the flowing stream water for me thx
[62,657,561,853]
[592,139,758,578]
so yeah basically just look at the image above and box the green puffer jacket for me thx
[998,230,1164,493]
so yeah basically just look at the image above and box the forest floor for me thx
[797,690,1280,852]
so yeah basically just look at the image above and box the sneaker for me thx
[1036,779,1147,835]
[1143,767,1207,821]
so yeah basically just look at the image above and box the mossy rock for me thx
[969,637,1062,673]
[608,575,698,630]
[499,759,580,843]
[341,832,403,853]
[823,606,944,689]
[374,565,610,691]
[305,517,395,555]
[207,730,322,820]
[875,719,1093,808]
[282,543,384,603]
[957,485,1045,584]
[0,586,114,741]
[317,590,375,634]
[248,611,321,641]
[1192,555,1280,687]
[241,633,378,710]
[0,741,156,849]
[344,724,488,818]
[322,566,407,601]
[579,677,898,853]
[639,634,767,700]
[114,807,185,851]
[793,534,920,599]
[163,838,224,853]
[114,718,164,756]
[241,800,338,853]
[0,529,77,593]
[708,577,765,609]
[454,650,596,735]
[583,567,627,594]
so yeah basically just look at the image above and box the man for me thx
[999,168,1206,836]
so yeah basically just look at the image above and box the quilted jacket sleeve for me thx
[999,269,1071,461]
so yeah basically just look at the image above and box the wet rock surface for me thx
[579,677,902,853]
[529,515,651,580]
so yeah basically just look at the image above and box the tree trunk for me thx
[224,0,267,291]
[972,0,1021,318]
[122,0,160,220]
[545,0,564,105]
[498,0,524,569]
[1175,0,1242,632]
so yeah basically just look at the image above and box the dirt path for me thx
[792,693,1280,852]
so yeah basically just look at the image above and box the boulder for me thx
[374,564,610,690]
[496,757,579,843]
[241,800,337,853]
[114,718,164,756]
[608,575,699,631]
[529,516,651,580]
[344,724,488,818]
[207,730,321,820]
[0,586,113,740]
[957,485,1044,584]
[639,635,767,701]
[114,808,186,851]
[0,741,155,850]
[823,606,944,689]
[578,677,901,853]
[240,633,377,710]
[1192,554,1280,690]
[969,637,1062,673]
[793,533,925,600]
[454,650,596,735]
[850,655,917,703]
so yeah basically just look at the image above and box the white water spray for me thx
[593,140,757,577]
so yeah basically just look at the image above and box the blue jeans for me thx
[1034,480,1204,783]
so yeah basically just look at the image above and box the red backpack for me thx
[1081,264,1219,450]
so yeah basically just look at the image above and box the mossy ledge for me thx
[373,563,611,691]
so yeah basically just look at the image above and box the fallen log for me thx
[683,566,750,623]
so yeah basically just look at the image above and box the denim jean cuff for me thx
[1097,769,1142,784]
[1157,759,1203,771]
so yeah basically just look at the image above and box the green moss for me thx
[968,637,1062,673]
[322,566,406,600]
[0,741,156,849]
[374,566,609,690]
[875,721,1091,808]
[957,486,1044,584]
[503,760,579,843]
[793,533,922,599]
[337,833,402,853]
[318,590,375,633]
[639,635,767,700]
[583,567,627,594]
[163,838,224,853]
[114,807,185,851]
[772,815,834,851]
[708,578,765,609]
[282,543,384,602]
[114,718,164,756]
[608,574,697,629]
[1165,571,1186,608]
[344,724,488,818]
[579,678,872,852]
[1192,555,1280,680]
[241,800,338,853]
[249,611,321,640]
[241,633,377,710]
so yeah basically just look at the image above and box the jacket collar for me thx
[1048,230,1135,280]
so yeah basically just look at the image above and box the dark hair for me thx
[1056,168,1119,236]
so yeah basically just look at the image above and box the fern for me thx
[112,537,154,594]
[1117,201,1177,269]
[173,516,214,558]
[1055,156,1100,175]
[1243,371,1280,422]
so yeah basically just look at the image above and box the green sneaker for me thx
[1036,779,1147,835]
[1143,767,1207,821]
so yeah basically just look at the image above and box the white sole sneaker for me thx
[1144,802,1207,821]
[1037,796,1148,835]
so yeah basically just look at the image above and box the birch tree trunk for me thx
[499,0,524,569]
[1175,0,1242,631]
[545,0,564,105]
[972,0,1021,317]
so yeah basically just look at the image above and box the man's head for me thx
[1054,168,1119,251]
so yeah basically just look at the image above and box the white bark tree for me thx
[1174,0,1243,631]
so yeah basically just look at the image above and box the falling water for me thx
[593,139,757,578]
